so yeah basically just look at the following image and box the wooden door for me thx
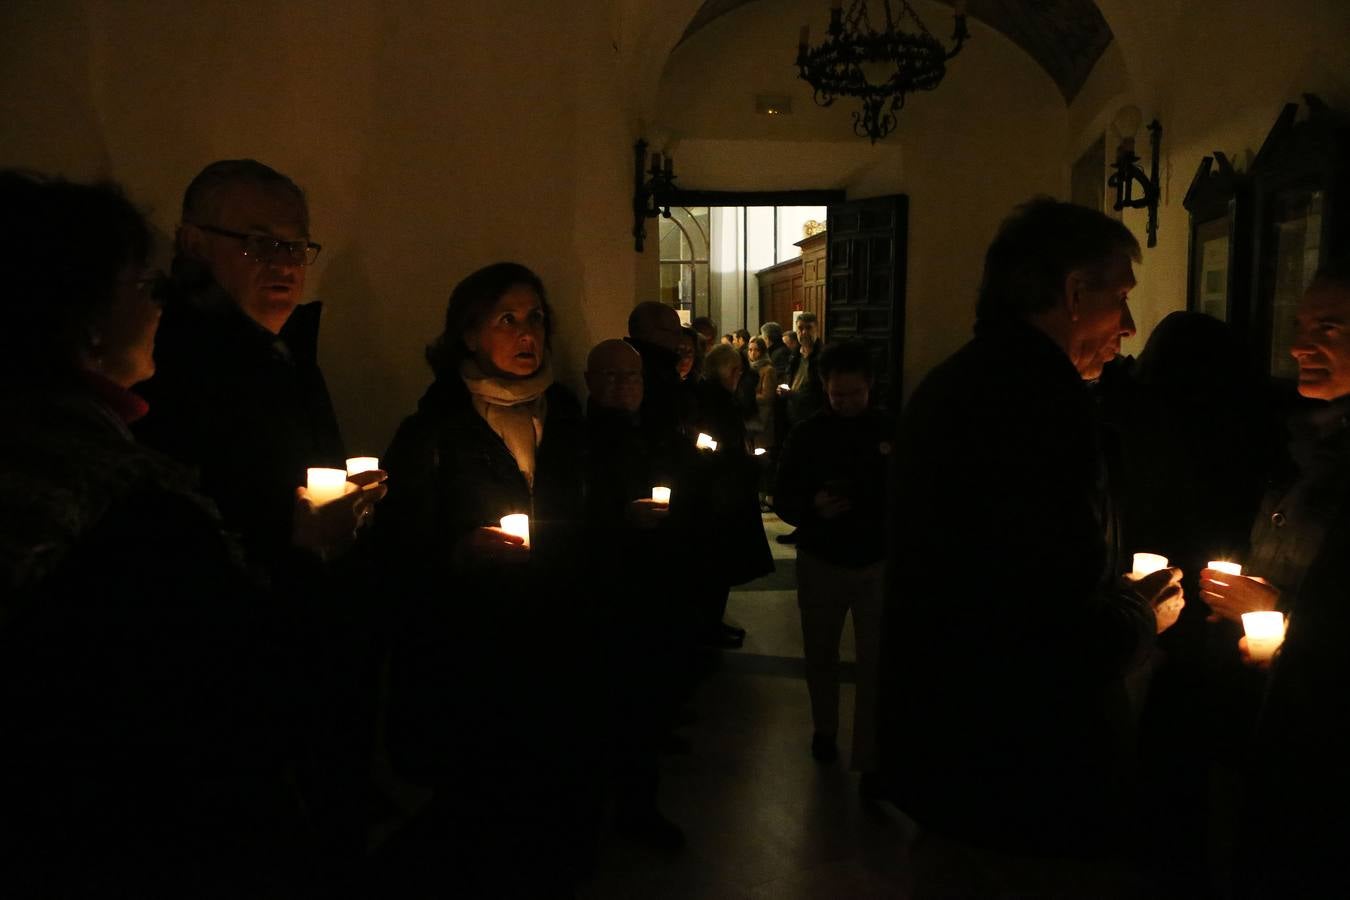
[825,195,909,410]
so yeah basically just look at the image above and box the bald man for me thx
[583,336,686,850]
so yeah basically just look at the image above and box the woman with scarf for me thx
[377,262,592,896]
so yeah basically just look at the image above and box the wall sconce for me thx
[1108,105,1162,248]
[632,138,677,252]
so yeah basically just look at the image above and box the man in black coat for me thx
[881,199,1183,873]
[1199,261,1350,897]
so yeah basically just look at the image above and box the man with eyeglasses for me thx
[135,160,380,875]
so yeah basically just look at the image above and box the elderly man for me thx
[136,159,377,569]
[1199,260,1350,896]
[881,198,1182,870]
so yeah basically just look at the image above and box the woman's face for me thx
[747,342,763,361]
[675,336,695,380]
[86,265,161,388]
[465,285,547,378]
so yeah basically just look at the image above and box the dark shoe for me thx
[811,732,838,764]
[616,809,687,852]
[776,530,799,545]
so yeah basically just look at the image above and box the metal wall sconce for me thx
[632,139,677,252]
[1108,105,1163,248]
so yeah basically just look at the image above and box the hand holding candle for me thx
[499,514,530,548]
[1200,564,1280,624]
[695,433,718,451]
[1131,552,1169,577]
[651,486,671,504]
[305,467,349,506]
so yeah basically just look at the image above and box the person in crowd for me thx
[1114,311,1280,896]
[745,337,778,447]
[136,159,381,572]
[0,170,357,898]
[762,321,791,381]
[773,341,889,796]
[689,345,774,648]
[783,329,801,359]
[786,311,817,383]
[785,314,825,427]
[676,325,698,383]
[720,333,734,346]
[1198,260,1350,897]
[691,315,717,354]
[881,198,1183,886]
[133,159,386,865]
[376,262,592,896]
[582,338,686,851]
[733,328,752,352]
[626,300,690,458]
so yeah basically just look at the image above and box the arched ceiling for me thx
[679,0,1113,103]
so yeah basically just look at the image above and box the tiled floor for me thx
[582,514,918,899]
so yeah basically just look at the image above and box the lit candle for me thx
[754,448,767,456]
[778,383,790,391]
[1208,560,1243,577]
[499,513,530,548]
[651,486,671,504]
[1132,552,1169,577]
[695,433,718,451]
[306,467,348,506]
[1242,611,1286,662]
[345,456,380,477]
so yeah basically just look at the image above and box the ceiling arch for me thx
[678,0,1113,103]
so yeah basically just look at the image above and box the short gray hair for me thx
[760,321,783,341]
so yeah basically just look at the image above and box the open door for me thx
[825,195,909,411]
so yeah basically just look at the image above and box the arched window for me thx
[659,206,709,315]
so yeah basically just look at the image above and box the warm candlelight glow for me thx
[651,486,671,504]
[754,448,767,456]
[1132,552,1169,577]
[345,456,380,477]
[696,433,718,451]
[1242,611,1286,662]
[499,513,530,548]
[778,383,790,391]
[306,467,348,506]
[1208,560,1243,577]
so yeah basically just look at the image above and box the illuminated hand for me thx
[1200,570,1279,624]
[1124,566,1184,633]
[626,498,670,530]
[1236,635,1274,671]
[293,470,387,560]
[455,525,529,566]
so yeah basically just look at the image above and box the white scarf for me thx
[460,358,553,490]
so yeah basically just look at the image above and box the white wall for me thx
[0,0,639,455]
[1078,0,1350,358]
[654,0,1068,396]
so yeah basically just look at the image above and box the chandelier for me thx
[796,0,970,143]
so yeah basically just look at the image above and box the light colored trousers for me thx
[796,549,884,772]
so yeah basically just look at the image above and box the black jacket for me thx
[774,408,890,567]
[135,284,346,570]
[881,318,1155,856]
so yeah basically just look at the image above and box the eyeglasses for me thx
[193,223,322,266]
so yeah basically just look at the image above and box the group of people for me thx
[2,157,1346,900]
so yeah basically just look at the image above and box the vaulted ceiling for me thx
[679,0,1114,103]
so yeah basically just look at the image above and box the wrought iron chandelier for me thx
[796,0,970,143]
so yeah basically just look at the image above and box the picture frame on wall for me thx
[1183,151,1250,327]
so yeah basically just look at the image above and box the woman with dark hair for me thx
[0,171,333,896]
[377,262,592,895]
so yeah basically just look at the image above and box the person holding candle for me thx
[0,171,325,896]
[880,199,1183,885]
[135,159,383,572]
[377,262,592,895]
[773,341,889,793]
[1197,260,1350,896]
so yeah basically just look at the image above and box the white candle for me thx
[651,486,671,504]
[1242,611,1286,662]
[345,456,380,477]
[306,467,348,506]
[754,448,767,456]
[1208,560,1243,577]
[778,383,790,391]
[1132,552,1169,577]
[696,433,718,451]
[499,513,530,548]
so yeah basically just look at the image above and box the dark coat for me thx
[378,374,587,780]
[687,380,774,587]
[774,408,890,567]
[135,284,346,570]
[881,319,1155,857]
[0,387,312,898]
